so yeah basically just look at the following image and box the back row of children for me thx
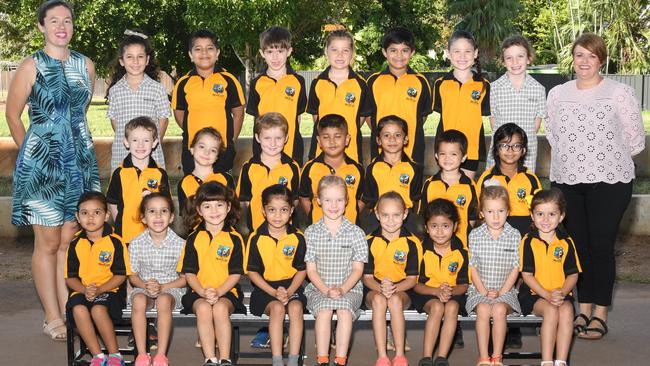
[106,24,546,177]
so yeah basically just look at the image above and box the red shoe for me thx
[392,355,408,366]
[152,354,168,366]
[375,356,391,366]
[135,354,151,366]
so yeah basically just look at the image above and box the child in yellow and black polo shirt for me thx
[300,114,364,225]
[476,123,541,236]
[363,192,421,366]
[366,26,432,165]
[413,198,469,366]
[420,129,478,248]
[179,181,245,365]
[519,189,581,365]
[246,184,307,366]
[433,30,490,178]
[307,29,370,163]
[237,112,300,233]
[363,115,423,234]
[172,29,245,174]
[247,26,307,165]
[107,117,170,244]
[177,127,235,214]
[65,191,131,366]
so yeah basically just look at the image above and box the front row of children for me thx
[65,175,580,366]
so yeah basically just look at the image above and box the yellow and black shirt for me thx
[433,71,490,163]
[363,152,423,209]
[420,171,478,248]
[177,223,244,296]
[246,222,306,282]
[476,166,541,217]
[172,65,245,152]
[65,223,131,295]
[520,230,581,295]
[418,235,469,288]
[247,66,307,164]
[365,228,422,283]
[307,67,371,162]
[237,153,301,231]
[177,170,235,213]
[106,155,170,243]
[299,153,364,224]
[366,66,432,164]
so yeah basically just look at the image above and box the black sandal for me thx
[573,313,589,335]
[579,316,608,340]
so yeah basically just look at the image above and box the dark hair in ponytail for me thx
[448,30,481,76]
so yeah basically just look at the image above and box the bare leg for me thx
[58,221,79,314]
[387,293,409,357]
[367,291,388,358]
[437,300,460,358]
[556,301,575,361]
[131,293,150,355]
[32,225,64,324]
[155,294,175,356]
[267,301,286,357]
[287,300,304,356]
[533,299,559,362]
[334,309,353,359]
[214,298,234,360]
[490,303,509,357]
[422,300,444,358]
[91,305,119,354]
[315,310,333,358]
[72,305,102,355]
[475,303,491,360]
[194,300,216,359]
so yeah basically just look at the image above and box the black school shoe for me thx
[219,359,234,366]
[505,327,523,349]
[417,357,434,366]
[453,326,464,348]
[433,356,450,366]
[202,361,219,366]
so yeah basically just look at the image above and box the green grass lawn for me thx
[1,100,650,137]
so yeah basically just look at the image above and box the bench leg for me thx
[231,326,240,364]
[66,318,75,366]
[298,327,306,366]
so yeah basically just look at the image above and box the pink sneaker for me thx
[106,355,125,366]
[90,356,106,366]
[392,355,409,366]
[375,356,391,366]
[152,354,169,366]
[135,354,152,366]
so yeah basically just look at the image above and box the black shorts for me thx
[181,286,246,315]
[66,292,126,327]
[249,279,307,317]
[411,292,467,316]
[518,291,575,315]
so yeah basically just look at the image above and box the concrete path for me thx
[1,281,649,365]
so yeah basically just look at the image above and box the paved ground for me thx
[1,281,649,365]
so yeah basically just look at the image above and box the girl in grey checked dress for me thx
[106,31,170,172]
[128,193,186,366]
[304,176,368,366]
[466,185,521,366]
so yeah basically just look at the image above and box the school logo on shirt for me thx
[345,92,356,104]
[393,250,406,264]
[213,84,224,94]
[147,179,159,190]
[456,194,466,206]
[278,176,288,186]
[344,174,356,185]
[98,251,112,264]
[448,261,459,273]
[406,87,418,98]
[516,188,527,200]
[285,86,295,97]
[399,174,410,184]
[471,90,481,101]
[216,245,231,259]
[553,247,564,261]
[282,245,296,257]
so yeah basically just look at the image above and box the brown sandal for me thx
[43,319,67,341]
